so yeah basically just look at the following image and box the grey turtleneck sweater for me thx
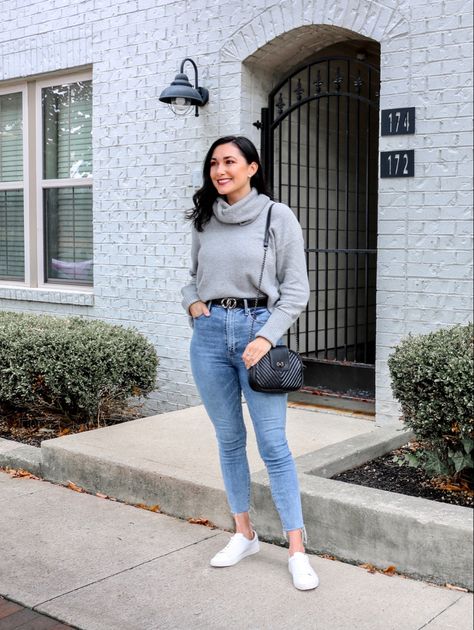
[181,188,310,346]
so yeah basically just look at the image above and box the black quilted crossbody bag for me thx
[248,205,304,394]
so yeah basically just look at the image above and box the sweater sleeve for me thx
[256,210,310,346]
[181,228,201,314]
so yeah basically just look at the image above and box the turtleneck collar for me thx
[213,188,270,225]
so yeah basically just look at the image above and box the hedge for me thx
[0,311,158,421]
[388,322,473,479]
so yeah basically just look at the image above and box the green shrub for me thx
[0,311,158,421]
[388,322,474,480]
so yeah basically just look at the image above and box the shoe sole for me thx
[292,580,320,590]
[210,544,260,567]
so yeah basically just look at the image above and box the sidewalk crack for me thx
[32,532,221,609]
[416,595,465,630]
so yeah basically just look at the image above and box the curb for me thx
[1,428,472,590]
[0,439,42,476]
[250,428,474,590]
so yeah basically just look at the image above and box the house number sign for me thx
[380,107,415,178]
[381,107,415,135]
[380,150,414,177]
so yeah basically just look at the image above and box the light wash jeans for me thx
[190,303,305,535]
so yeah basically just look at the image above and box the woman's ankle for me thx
[235,526,254,540]
[288,546,305,557]
[234,512,254,540]
[287,528,305,556]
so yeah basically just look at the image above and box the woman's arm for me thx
[256,208,310,346]
[181,228,202,314]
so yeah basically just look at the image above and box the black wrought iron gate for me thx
[260,56,380,399]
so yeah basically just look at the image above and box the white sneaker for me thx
[210,531,260,567]
[288,552,319,590]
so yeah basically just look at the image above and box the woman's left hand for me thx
[242,337,272,369]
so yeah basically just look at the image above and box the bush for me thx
[388,322,473,480]
[0,312,158,421]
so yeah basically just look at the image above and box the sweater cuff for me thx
[181,286,201,314]
[256,309,294,346]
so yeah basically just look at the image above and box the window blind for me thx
[0,92,24,280]
[44,187,93,283]
[43,81,92,179]
[0,190,24,279]
[0,92,22,182]
[42,80,92,285]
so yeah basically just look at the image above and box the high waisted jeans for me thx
[190,304,305,535]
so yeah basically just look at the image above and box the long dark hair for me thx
[187,135,272,231]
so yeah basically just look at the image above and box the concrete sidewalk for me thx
[10,403,381,534]
[2,403,472,591]
[1,470,472,630]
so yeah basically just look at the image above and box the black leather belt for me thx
[210,297,268,309]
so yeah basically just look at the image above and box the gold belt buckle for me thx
[221,297,237,309]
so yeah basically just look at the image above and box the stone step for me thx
[39,404,376,532]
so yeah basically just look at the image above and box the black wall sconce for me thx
[159,58,209,117]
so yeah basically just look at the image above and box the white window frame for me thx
[0,83,29,286]
[36,71,93,290]
[0,70,93,293]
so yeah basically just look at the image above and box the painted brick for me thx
[0,0,472,428]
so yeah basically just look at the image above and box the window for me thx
[0,91,24,280]
[0,71,93,289]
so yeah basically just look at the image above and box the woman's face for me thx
[209,142,258,205]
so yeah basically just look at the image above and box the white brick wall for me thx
[0,0,472,422]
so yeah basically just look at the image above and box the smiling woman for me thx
[209,143,258,204]
[187,136,271,232]
[181,135,318,591]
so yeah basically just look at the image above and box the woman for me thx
[181,135,318,590]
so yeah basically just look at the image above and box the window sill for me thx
[0,286,94,306]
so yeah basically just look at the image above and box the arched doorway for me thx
[259,43,380,409]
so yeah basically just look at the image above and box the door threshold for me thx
[288,387,375,416]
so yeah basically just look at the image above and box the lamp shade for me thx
[159,72,206,106]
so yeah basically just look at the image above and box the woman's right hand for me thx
[189,300,210,318]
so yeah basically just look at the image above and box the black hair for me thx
[187,135,272,231]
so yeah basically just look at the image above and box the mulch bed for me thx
[333,441,473,509]
[0,406,143,448]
